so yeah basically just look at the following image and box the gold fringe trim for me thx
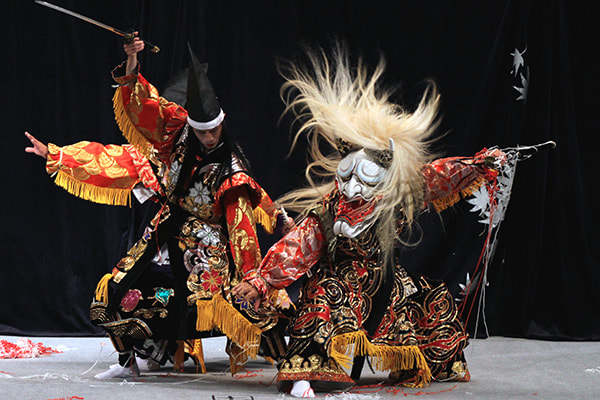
[196,299,216,331]
[329,331,432,388]
[186,339,207,374]
[196,294,262,360]
[431,176,486,212]
[54,171,131,206]
[112,87,155,161]
[253,207,275,234]
[94,273,113,303]
[173,340,185,372]
[228,342,247,376]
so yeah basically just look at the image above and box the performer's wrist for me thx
[245,275,269,299]
[111,61,139,86]
[45,143,64,176]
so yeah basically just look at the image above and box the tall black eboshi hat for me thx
[185,43,225,130]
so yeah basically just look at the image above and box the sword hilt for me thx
[123,30,135,44]
[145,41,160,53]
[123,29,160,53]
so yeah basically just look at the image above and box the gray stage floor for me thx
[1,335,599,400]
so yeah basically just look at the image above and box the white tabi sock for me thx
[290,380,315,398]
[94,357,140,379]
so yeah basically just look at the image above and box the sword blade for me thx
[35,0,126,37]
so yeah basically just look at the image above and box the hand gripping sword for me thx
[35,0,160,53]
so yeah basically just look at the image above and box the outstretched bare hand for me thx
[24,131,48,159]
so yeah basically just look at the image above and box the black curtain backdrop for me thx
[1,0,598,340]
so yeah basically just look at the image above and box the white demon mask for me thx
[336,149,386,202]
[334,149,387,237]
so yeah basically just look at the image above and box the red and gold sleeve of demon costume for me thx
[423,147,504,212]
[46,141,160,206]
[111,62,188,164]
[244,216,326,299]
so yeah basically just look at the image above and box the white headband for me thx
[187,109,225,130]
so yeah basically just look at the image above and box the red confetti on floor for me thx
[0,338,62,358]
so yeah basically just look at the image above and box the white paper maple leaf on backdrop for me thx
[511,47,529,102]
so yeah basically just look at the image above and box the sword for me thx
[35,0,160,53]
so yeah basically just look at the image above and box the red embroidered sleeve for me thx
[45,141,144,206]
[122,144,161,194]
[222,186,262,278]
[112,62,188,163]
[46,141,140,189]
[215,172,264,210]
[216,172,279,234]
[245,216,326,297]
[423,148,502,211]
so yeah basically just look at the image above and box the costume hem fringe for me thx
[53,171,131,206]
[431,176,486,212]
[196,293,262,360]
[253,207,275,234]
[173,340,185,372]
[329,331,432,388]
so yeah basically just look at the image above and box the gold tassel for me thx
[173,340,185,372]
[112,88,155,161]
[253,207,275,234]
[329,331,432,388]
[54,171,131,206]
[94,273,113,302]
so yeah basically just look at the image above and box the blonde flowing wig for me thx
[278,44,440,245]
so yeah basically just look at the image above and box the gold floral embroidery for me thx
[133,307,168,319]
[116,238,149,274]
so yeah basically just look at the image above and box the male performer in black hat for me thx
[26,33,290,379]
